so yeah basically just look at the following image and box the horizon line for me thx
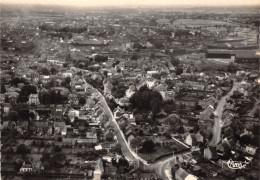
[0,0,259,8]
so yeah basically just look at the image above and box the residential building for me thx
[20,162,33,173]
[175,167,198,180]
[28,94,40,105]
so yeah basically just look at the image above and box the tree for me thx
[1,84,6,93]
[54,146,62,153]
[118,158,129,168]
[41,68,50,75]
[18,85,37,103]
[195,101,203,111]
[10,77,28,87]
[117,69,121,73]
[141,140,155,153]
[17,144,28,154]
[104,70,108,78]
[63,63,69,68]
[95,55,108,63]
[164,132,172,139]
[251,125,260,136]
[150,98,161,118]
[14,160,24,171]
[79,97,86,106]
[171,57,180,66]
[239,135,251,146]
[50,68,57,74]
[46,80,55,88]
[231,90,243,99]
[56,90,62,104]
[65,77,71,85]
[49,90,58,104]
[177,126,184,134]
[41,153,51,162]
[130,85,162,114]
[40,141,45,147]
[114,144,122,154]
[139,130,144,136]
[139,85,149,93]
[8,110,19,122]
[28,112,35,119]
[176,66,183,75]
[130,54,138,60]
[50,154,65,168]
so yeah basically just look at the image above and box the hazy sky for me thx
[1,0,259,7]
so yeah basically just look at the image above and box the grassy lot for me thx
[137,139,188,163]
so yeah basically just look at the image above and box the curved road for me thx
[80,78,189,179]
[210,82,239,147]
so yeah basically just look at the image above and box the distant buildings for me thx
[206,49,259,63]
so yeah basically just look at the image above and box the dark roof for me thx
[207,49,259,58]
[236,52,259,59]
[207,49,234,55]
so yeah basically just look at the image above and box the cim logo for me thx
[226,159,249,170]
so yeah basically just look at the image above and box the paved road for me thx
[82,79,142,164]
[210,82,239,147]
[81,78,190,179]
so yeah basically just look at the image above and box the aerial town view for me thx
[0,0,259,180]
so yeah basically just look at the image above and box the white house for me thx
[68,110,80,122]
[185,134,197,146]
[245,145,258,155]
[28,94,40,105]
[20,162,33,173]
[63,72,73,78]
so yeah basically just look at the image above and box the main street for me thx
[210,82,239,147]
[81,78,189,179]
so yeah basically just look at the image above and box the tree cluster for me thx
[140,140,156,153]
[85,77,103,90]
[95,55,108,63]
[111,157,129,174]
[18,85,37,103]
[162,100,177,114]
[130,85,163,117]
[39,90,67,105]
[41,68,51,75]
[39,24,88,34]
[111,80,128,99]
[10,77,28,87]
[17,144,30,154]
